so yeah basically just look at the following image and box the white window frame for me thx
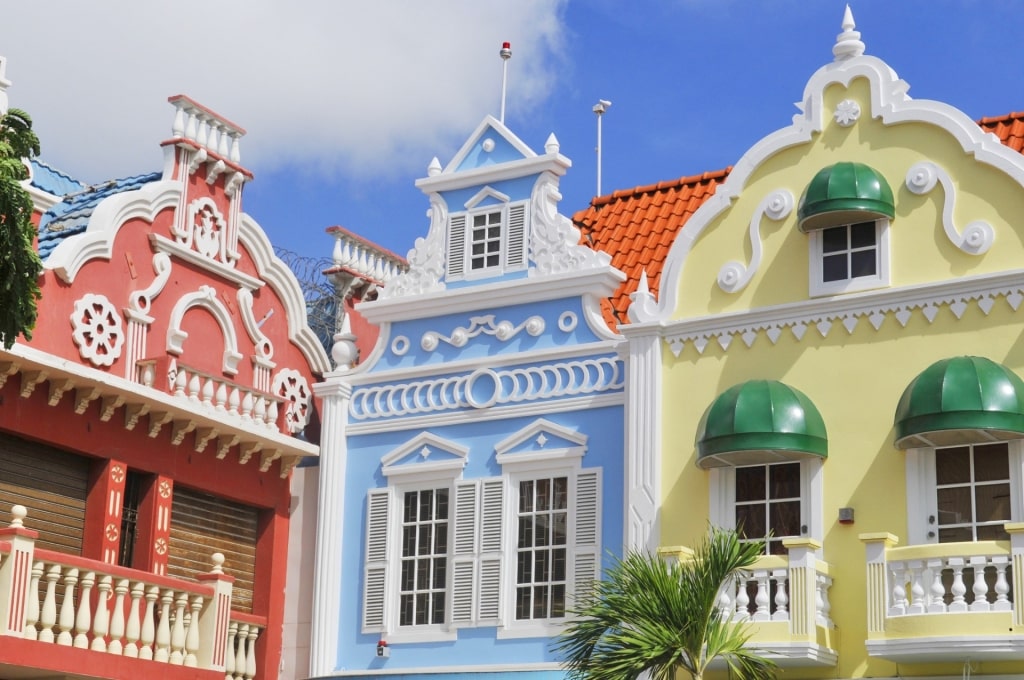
[446,188,528,281]
[905,440,1024,545]
[709,457,824,552]
[808,218,890,297]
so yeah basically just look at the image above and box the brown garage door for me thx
[0,431,89,555]
[167,486,258,612]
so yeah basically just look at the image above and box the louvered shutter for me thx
[447,214,467,279]
[362,489,390,632]
[0,433,88,555]
[449,480,479,626]
[477,478,505,624]
[573,469,601,607]
[505,203,527,270]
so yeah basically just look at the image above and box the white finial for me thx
[833,5,865,61]
[427,156,442,177]
[9,504,26,528]
[210,552,225,574]
[544,133,559,155]
[0,56,11,115]
[637,270,650,296]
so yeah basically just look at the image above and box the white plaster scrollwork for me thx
[166,285,243,375]
[391,336,410,356]
[530,171,612,274]
[717,189,794,293]
[171,197,239,266]
[379,194,447,299]
[272,368,313,434]
[905,161,995,255]
[420,314,544,352]
[128,252,172,316]
[70,294,125,367]
[834,99,861,127]
[349,355,624,421]
[237,288,275,361]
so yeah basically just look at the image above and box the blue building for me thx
[309,116,627,678]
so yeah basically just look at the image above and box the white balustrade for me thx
[225,619,263,680]
[331,228,406,287]
[886,551,1012,616]
[156,359,285,432]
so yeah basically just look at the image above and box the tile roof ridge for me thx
[977,111,1024,125]
[587,166,732,209]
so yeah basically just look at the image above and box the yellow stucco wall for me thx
[658,72,1024,678]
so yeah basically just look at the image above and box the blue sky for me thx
[3,2,1021,266]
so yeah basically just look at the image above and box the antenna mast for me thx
[593,99,611,196]
[499,42,512,123]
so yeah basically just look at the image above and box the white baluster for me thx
[948,559,968,612]
[927,559,947,613]
[195,115,209,148]
[170,591,188,664]
[234,623,249,679]
[187,372,202,402]
[970,559,992,612]
[267,400,279,430]
[39,563,60,643]
[734,579,750,621]
[245,626,258,680]
[229,134,241,164]
[73,571,94,648]
[109,578,129,655]
[184,111,198,141]
[140,585,159,660]
[717,583,733,621]
[752,571,771,621]
[215,383,228,412]
[174,366,188,398]
[57,567,79,646]
[184,595,203,667]
[994,558,1012,611]
[225,621,238,680]
[90,575,112,651]
[201,378,215,409]
[907,561,926,614]
[240,391,254,421]
[814,573,827,626]
[888,564,907,616]
[253,396,266,426]
[124,581,144,657]
[155,589,173,662]
[23,560,42,640]
[228,387,241,417]
[772,569,789,621]
[172,105,185,137]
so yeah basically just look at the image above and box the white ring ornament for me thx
[558,311,578,332]
[717,189,794,293]
[392,335,410,356]
[905,161,994,255]
[465,368,500,409]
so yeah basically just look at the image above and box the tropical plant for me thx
[0,107,42,349]
[554,526,777,680]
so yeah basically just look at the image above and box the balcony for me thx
[0,505,264,680]
[861,525,1024,663]
[661,538,837,667]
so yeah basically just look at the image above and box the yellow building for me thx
[576,8,1024,678]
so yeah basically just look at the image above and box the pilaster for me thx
[622,327,662,553]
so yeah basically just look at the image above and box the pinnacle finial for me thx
[833,4,865,61]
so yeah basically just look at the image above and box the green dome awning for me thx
[894,356,1024,449]
[797,162,895,232]
[695,380,828,469]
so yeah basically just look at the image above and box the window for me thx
[446,201,527,280]
[117,470,144,567]
[515,476,568,620]
[808,219,889,296]
[399,488,449,626]
[906,441,1022,545]
[710,458,822,550]
[734,462,803,555]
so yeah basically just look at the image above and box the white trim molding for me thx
[905,161,995,255]
[166,285,244,375]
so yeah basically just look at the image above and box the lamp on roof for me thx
[499,41,512,124]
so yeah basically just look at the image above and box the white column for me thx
[309,378,352,678]
[622,328,662,553]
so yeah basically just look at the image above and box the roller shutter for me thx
[167,486,259,612]
[0,432,88,555]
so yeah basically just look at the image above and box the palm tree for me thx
[554,526,777,680]
[0,107,42,349]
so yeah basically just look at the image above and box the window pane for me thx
[769,463,800,499]
[436,489,449,520]
[974,443,1010,482]
[822,254,847,282]
[822,226,848,253]
[419,490,433,521]
[518,517,533,549]
[486,254,500,267]
[517,552,531,584]
[977,524,1011,541]
[401,560,415,590]
[472,242,485,255]
[850,221,876,248]
[404,493,417,523]
[533,586,549,619]
[516,588,530,619]
[400,594,414,626]
[553,477,568,509]
[976,482,1010,524]
[416,559,430,589]
[418,525,431,555]
[937,486,972,526]
[551,584,566,618]
[402,526,416,557]
[535,515,550,547]
[736,466,766,502]
[520,481,534,512]
[552,512,567,545]
[536,478,551,511]
[850,249,876,278]
[535,550,550,581]
[936,447,971,485]
[434,524,448,553]
[432,592,445,624]
[473,214,487,227]
[433,557,446,589]
[770,500,801,538]
[736,504,766,539]
[415,594,429,625]
[939,526,972,543]
[553,548,566,581]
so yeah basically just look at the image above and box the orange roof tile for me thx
[576,111,1024,329]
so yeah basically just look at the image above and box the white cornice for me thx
[358,267,624,324]
[150,234,264,290]
[659,268,1024,356]
[415,152,571,193]
[866,633,1024,663]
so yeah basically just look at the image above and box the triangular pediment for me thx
[381,431,469,478]
[445,115,536,175]
[495,418,587,466]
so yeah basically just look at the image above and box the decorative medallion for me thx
[110,465,125,484]
[391,335,410,356]
[834,99,861,127]
[154,538,168,555]
[273,368,313,434]
[158,480,172,498]
[70,294,125,367]
[105,523,120,542]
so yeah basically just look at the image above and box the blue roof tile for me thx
[38,172,161,260]
[28,159,85,196]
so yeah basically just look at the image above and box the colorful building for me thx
[310,117,627,678]
[0,61,329,680]
[576,8,1024,677]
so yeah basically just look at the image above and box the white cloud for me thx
[0,0,567,183]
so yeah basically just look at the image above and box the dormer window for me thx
[798,162,894,297]
[447,189,527,281]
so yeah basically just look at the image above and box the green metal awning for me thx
[894,356,1024,449]
[797,162,895,232]
[695,380,828,469]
